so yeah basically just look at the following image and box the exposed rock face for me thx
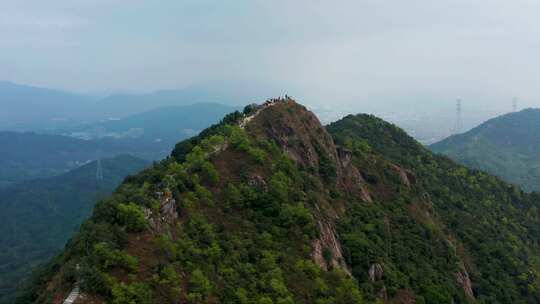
[390,164,415,188]
[336,147,353,167]
[457,267,475,300]
[250,100,376,205]
[311,219,351,275]
[335,139,375,203]
[247,174,267,190]
[247,101,375,274]
[145,190,178,233]
[341,163,373,203]
[248,100,341,176]
[368,263,384,282]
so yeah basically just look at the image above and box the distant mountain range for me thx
[430,108,540,192]
[93,87,237,119]
[0,81,95,130]
[0,81,261,132]
[62,103,236,143]
[0,155,149,304]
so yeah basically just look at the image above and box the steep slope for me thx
[429,108,540,192]
[21,100,540,304]
[0,155,149,304]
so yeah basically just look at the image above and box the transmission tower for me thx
[454,99,462,134]
[96,159,103,181]
[512,97,518,112]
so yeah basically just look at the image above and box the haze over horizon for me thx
[2,0,540,114]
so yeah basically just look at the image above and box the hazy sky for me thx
[2,0,540,111]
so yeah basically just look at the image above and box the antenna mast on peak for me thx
[512,97,518,112]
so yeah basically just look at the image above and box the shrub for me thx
[187,269,212,303]
[111,282,152,304]
[201,161,219,185]
[153,265,182,302]
[78,264,110,295]
[229,127,250,151]
[93,242,138,272]
[248,147,267,163]
[116,202,148,232]
[280,203,314,234]
[224,183,242,208]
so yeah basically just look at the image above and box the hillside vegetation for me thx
[19,100,540,304]
[430,108,540,192]
[0,155,148,304]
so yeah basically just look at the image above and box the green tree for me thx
[111,282,152,304]
[116,202,147,232]
[187,269,212,303]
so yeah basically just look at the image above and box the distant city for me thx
[314,103,518,145]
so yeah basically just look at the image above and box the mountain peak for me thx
[245,98,337,167]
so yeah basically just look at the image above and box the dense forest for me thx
[18,100,540,303]
[0,155,148,304]
[430,108,540,192]
[328,114,540,303]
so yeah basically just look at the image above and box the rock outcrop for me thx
[145,190,178,233]
[456,266,475,300]
[311,219,351,275]
[368,263,384,282]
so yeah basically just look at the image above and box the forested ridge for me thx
[430,108,540,192]
[328,114,540,303]
[18,100,540,304]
